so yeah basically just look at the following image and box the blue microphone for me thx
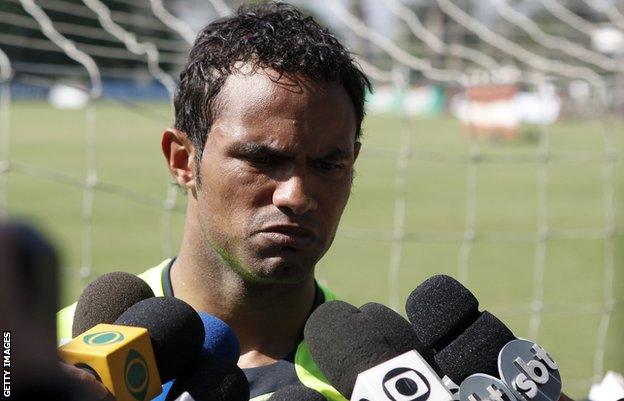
[152,311,241,401]
[198,312,240,362]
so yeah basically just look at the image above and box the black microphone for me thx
[268,384,327,401]
[436,311,515,385]
[304,300,453,400]
[406,275,562,401]
[165,355,249,401]
[115,296,205,383]
[60,296,204,401]
[405,273,481,351]
[359,302,437,364]
[72,271,155,338]
[406,275,515,383]
[304,300,417,398]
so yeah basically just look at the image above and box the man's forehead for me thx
[221,62,321,92]
[210,122,355,157]
[213,65,353,116]
[208,66,358,149]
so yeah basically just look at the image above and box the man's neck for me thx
[169,249,317,368]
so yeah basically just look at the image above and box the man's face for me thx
[192,69,359,284]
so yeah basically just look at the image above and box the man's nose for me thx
[272,174,318,215]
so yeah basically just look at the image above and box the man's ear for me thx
[161,128,196,188]
[354,141,361,161]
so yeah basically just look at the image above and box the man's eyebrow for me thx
[227,143,352,160]
[316,147,352,160]
[227,142,290,158]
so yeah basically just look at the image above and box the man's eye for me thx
[249,156,276,166]
[316,161,344,172]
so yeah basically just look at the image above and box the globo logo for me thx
[498,339,562,401]
[382,367,431,401]
[83,331,125,346]
[124,349,149,401]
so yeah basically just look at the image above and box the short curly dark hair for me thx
[173,1,371,163]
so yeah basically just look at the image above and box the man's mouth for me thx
[255,225,317,250]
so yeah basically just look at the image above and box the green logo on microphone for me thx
[124,349,149,401]
[83,331,125,346]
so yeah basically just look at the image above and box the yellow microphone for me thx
[60,323,161,401]
[59,297,204,401]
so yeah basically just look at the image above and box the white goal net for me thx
[0,0,622,398]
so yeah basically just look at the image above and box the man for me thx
[57,2,370,400]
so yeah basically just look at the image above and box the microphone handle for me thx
[74,363,102,383]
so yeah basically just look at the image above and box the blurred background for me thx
[0,0,622,398]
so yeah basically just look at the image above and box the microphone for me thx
[268,384,328,401]
[434,311,515,385]
[114,297,205,383]
[164,356,249,401]
[72,271,155,338]
[59,296,204,401]
[406,275,562,401]
[359,302,437,365]
[405,274,480,351]
[304,300,453,401]
[197,312,240,361]
[142,312,242,401]
[406,275,515,383]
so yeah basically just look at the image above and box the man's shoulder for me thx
[290,282,346,401]
[137,259,171,297]
[317,282,339,302]
[56,259,172,343]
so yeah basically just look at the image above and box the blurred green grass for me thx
[5,101,623,398]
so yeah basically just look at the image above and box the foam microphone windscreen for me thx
[165,356,249,401]
[268,384,327,401]
[434,311,515,383]
[115,296,204,382]
[304,300,415,398]
[198,312,240,362]
[405,274,479,349]
[72,271,155,337]
[359,302,435,364]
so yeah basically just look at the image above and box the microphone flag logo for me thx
[459,373,517,401]
[83,331,125,346]
[498,339,561,401]
[124,349,149,401]
[382,367,431,401]
[350,350,454,401]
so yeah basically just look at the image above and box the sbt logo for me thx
[512,344,557,397]
[459,373,518,401]
[498,339,562,401]
[467,384,510,401]
[383,368,431,401]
